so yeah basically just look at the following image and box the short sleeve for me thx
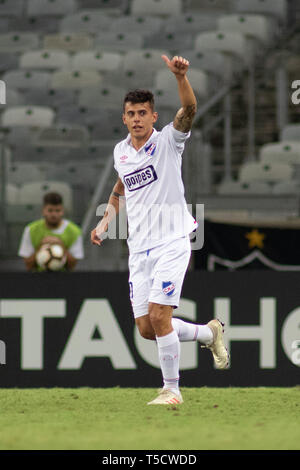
[69,234,84,260]
[18,225,34,258]
[162,122,191,156]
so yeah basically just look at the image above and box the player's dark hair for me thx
[123,89,155,112]
[43,192,63,206]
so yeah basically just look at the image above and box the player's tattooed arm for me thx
[161,55,197,133]
[173,104,197,133]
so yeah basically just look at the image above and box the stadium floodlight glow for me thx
[0,80,6,105]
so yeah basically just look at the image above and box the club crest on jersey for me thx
[145,143,156,156]
[162,281,175,296]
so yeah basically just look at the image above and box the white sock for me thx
[156,330,180,394]
[172,318,213,345]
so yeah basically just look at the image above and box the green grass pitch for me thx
[0,387,299,450]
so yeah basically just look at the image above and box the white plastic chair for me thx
[195,30,255,68]
[180,49,235,81]
[34,125,89,148]
[43,33,93,52]
[78,85,126,110]
[0,32,39,53]
[19,181,73,213]
[259,141,300,165]
[71,51,123,72]
[94,32,144,53]
[239,162,294,183]
[131,0,182,16]
[27,0,77,16]
[1,106,55,127]
[6,184,20,204]
[7,162,45,186]
[2,70,51,90]
[0,0,24,17]
[236,0,288,23]
[51,70,102,89]
[20,49,71,70]
[60,10,113,33]
[272,180,300,195]
[163,12,218,34]
[145,31,193,51]
[186,0,235,13]
[110,15,163,34]
[77,0,128,15]
[217,14,275,46]
[155,67,209,100]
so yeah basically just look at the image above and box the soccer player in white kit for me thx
[91,55,229,405]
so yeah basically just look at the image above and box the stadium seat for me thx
[1,106,55,128]
[259,142,300,165]
[1,126,40,146]
[56,105,107,127]
[110,15,164,35]
[71,51,123,72]
[19,181,73,213]
[180,49,235,81]
[0,32,39,53]
[217,14,275,46]
[281,124,300,142]
[43,33,93,52]
[34,125,89,148]
[154,67,209,101]
[27,0,77,16]
[4,89,25,107]
[217,180,272,194]
[21,88,76,108]
[78,85,126,110]
[0,0,24,17]
[121,49,169,89]
[0,53,18,72]
[60,10,113,33]
[11,145,70,163]
[0,18,10,33]
[5,183,20,205]
[10,17,60,34]
[194,31,255,69]
[163,12,218,34]
[93,32,144,53]
[50,70,102,89]
[20,50,71,70]
[236,0,288,23]
[239,162,294,183]
[186,0,235,13]
[7,162,45,186]
[77,0,128,15]
[44,161,98,187]
[89,120,126,144]
[131,0,182,16]
[144,31,194,52]
[2,70,51,90]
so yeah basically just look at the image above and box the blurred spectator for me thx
[18,192,84,271]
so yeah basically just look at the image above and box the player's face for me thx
[123,102,158,142]
[43,204,64,228]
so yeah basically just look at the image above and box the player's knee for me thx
[149,304,167,328]
[137,325,155,340]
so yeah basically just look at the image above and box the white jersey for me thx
[113,122,197,253]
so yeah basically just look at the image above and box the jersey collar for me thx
[126,127,158,151]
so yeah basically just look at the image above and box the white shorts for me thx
[128,235,191,319]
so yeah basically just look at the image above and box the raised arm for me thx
[91,177,125,246]
[161,55,197,133]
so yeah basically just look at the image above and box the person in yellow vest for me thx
[18,192,84,271]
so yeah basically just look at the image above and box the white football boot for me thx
[202,319,229,369]
[147,388,183,405]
